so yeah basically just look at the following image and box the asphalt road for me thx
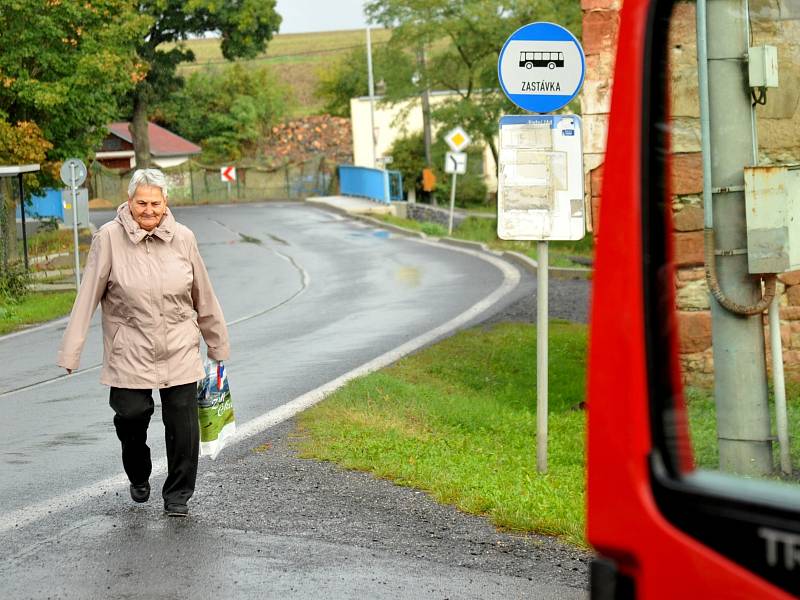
[0,202,591,598]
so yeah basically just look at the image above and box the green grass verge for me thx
[0,291,76,335]
[686,384,800,473]
[297,321,589,547]
[375,214,594,269]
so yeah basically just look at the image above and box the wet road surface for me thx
[0,202,590,598]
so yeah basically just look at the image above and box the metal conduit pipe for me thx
[697,0,774,316]
[703,229,776,315]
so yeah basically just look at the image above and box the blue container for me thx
[16,188,64,220]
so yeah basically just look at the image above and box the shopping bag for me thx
[197,358,235,460]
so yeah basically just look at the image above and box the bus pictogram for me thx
[518,51,564,69]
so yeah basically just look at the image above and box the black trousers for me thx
[109,382,199,506]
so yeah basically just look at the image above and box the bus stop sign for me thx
[498,22,585,114]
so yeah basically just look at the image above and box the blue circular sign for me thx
[497,22,585,114]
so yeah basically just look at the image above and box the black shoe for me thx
[129,481,150,503]
[164,503,188,517]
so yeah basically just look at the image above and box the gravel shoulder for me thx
[192,416,592,596]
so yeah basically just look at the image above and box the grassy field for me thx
[0,291,75,335]
[376,214,594,269]
[168,29,391,116]
[297,321,590,547]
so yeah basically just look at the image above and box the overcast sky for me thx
[275,0,369,34]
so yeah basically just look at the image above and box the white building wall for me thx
[350,91,497,193]
[152,156,192,169]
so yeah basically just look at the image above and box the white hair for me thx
[128,168,169,200]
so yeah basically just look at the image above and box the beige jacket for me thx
[57,203,230,389]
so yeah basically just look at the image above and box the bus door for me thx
[588,0,800,598]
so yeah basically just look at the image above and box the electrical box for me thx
[748,45,779,88]
[744,165,800,274]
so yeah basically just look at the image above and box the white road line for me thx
[0,236,519,535]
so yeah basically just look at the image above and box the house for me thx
[349,91,498,194]
[95,122,202,170]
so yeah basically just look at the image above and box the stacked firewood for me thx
[262,114,352,167]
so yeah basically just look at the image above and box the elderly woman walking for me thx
[57,168,229,517]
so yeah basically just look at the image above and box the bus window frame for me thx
[641,0,800,594]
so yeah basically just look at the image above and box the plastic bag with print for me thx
[197,358,235,460]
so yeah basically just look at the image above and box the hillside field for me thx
[166,29,391,116]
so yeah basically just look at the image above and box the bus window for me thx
[651,0,800,594]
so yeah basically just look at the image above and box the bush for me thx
[387,132,487,207]
[157,64,289,162]
[421,222,446,236]
[0,263,31,304]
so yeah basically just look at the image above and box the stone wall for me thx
[583,0,800,385]
[405,203,466,230]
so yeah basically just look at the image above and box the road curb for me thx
[29,283,76,292]
[353,214,427,239]
[439,237,496,254]
[502,251,592,280]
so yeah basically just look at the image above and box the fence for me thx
[89,155,336,206]
[338,165,403,203]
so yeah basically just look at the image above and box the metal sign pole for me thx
[70,163,81,288]
[537,240,549,473]
[448,172,458,235]
[496,22,585,476]
[17,173,29,271]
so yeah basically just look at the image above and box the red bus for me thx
[588,0,800,598]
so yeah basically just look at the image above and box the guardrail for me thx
[338,165,403,203]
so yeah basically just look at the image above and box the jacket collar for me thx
[115,202,176,244]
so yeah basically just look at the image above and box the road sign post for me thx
[497,22,586,474]
[220,166,236,202]
[444,151,467,235]
[60,158,87,289]
[444,128,471,235]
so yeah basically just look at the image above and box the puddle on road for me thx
[346,229,391,240]
[239,233,263,245]
[35,430,104,449]
[3,452,31,465]
[395,266,422,287]
[267,233,289,246]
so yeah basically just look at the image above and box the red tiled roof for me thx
[108,122,202,157]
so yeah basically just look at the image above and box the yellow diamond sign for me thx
[445,126,471,153]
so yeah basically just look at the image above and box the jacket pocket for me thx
[110,323,126,355]
[191,319,201,347]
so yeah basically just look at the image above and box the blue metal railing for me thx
[338,165,403,203]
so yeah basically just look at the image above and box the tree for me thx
[365,0,582,176]
[0,0,147,265]
[316,43,415,118]
[389,132,486,206]
[157,64,289,162]
[129,1,282,167]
